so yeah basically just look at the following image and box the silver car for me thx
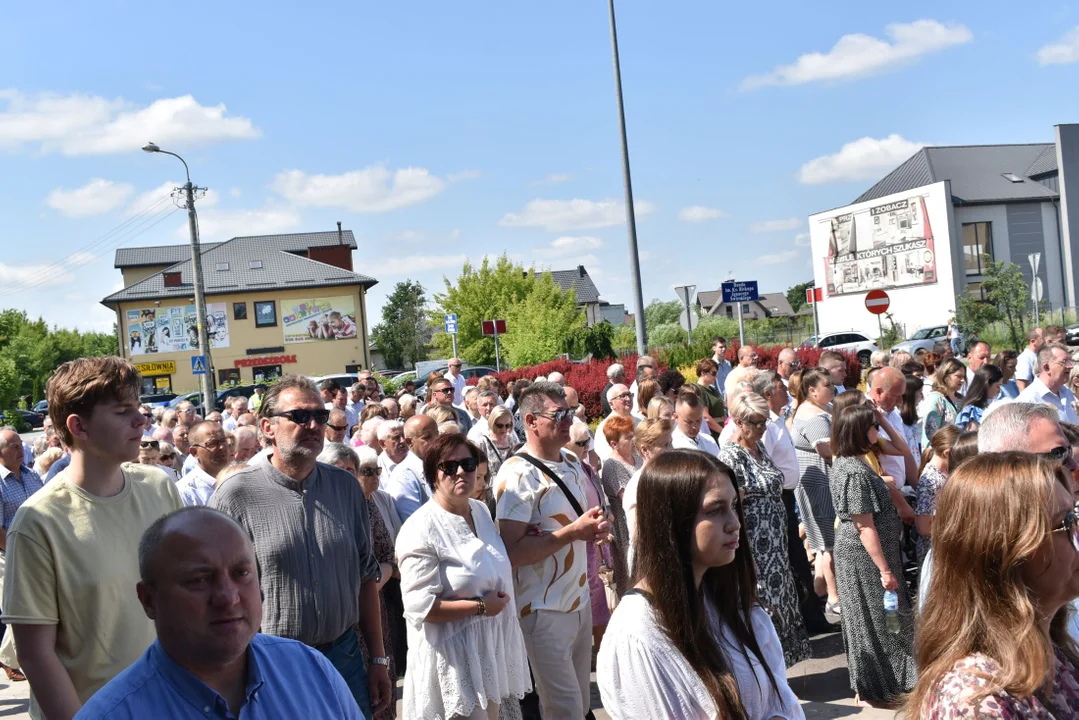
[891,325,949,356]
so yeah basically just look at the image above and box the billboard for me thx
[819,190,939,296]
[126,303,230,356]
[282,295,359,344]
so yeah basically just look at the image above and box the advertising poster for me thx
[282,295,358,344]
[126,303,230,356]
[821,193,938,296]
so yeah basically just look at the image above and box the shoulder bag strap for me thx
[483,435,505,464]
[515,452,585,518]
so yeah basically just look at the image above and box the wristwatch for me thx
[371,656,390,667]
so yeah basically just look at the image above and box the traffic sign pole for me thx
[493,324,501,372]
[451,335,458,359]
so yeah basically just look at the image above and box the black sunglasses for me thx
[435,387,455,395]
[1041,446,1074,464]
[536,408,575,423]
[358,467,380,477]
[440,457,479,475]
[140,440,159,449]
[273,408,331,426]
[493,422,513,430]
[1053,504,1079,552]
[327,424,347,432]
[574,439,590,447]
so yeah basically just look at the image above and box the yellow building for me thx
[102,229,377,395]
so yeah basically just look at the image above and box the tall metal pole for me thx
[607,0,647,356]
[184,181,216,414]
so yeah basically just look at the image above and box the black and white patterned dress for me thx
[830,455,916,703]
[718,441,811,668]
[791,411,836,551]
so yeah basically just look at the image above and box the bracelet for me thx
[476,599,486,617]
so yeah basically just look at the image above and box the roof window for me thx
[249,260,264,269]
[215,262,229,271]
[1002,172,1025,183]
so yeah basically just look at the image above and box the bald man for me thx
[177,421,231,507]
[77,507,362,719]
[737,345,758,369]
[776,348,800,385]
[384,414,439,521]
[867,367,918,524]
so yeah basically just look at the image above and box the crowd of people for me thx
[3,328,1079,718]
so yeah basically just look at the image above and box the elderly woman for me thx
[354,416,385,450]
[474,405,516,479]
[396,434,531,720]
[719,392,811,668]
[398,393,418,419]
[32,446,63,477]
[600,415,640,597]
[317,442,401,720]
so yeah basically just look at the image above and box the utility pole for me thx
[608,0,647,356]
[143,143,215,413]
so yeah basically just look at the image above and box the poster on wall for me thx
[282,296,358,344]
[820,192,938,296]
[126,303,230,356]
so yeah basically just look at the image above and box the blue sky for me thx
[2,1,1079,333]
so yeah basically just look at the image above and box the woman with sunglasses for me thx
[906,453,1079,717]
[476,405,517,480]
[396,434,530,720]
[719,392,811,668]
[317,442,401,719]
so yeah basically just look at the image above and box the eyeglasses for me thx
[781,360,802,368]
[493,422,513,430]
[1053,504,1079,552]
[742,419,767,430]
[1051,359,1076,370]
[358,467,381,477]
[140,440,159,449]
[1040,446,1074,464]
[613,392,632,402]
[139,412,152,419]
[536,408,575,423]
[272,408,330,426]
[574,439,590,447]
[327,424,347,432]
[449,364,462,369]
[191,439,228,451]
[439,457,479,475]
[160,454,175,462]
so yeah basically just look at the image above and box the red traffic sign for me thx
[805,287,823,304]
[865,289,890,315]
[482,320,507,336]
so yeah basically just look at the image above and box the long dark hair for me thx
[900,373,924,427]
[959,364,1004,411]
[633,450,778,718]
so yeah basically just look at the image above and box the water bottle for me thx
[883,590,900,634]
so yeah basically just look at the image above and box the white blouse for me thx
[396,498,531,719]
[597,592,804,720]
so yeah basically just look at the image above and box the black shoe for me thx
[806,619,841,635]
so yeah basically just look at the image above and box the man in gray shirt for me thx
[210,375,391,718]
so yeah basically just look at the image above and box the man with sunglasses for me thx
[776,348,800,388]
[325,408,350,444]
[177,421,231,506]
[1017,343,1079,424]
[495,381,611,720]
[209,375,391,718]
[428,377,472,434]
[385,414,440,522]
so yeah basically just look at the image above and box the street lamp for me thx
[142,142,216,413]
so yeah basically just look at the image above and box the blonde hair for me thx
[646,396,674,419]
[424,405,456,426]
[634,418,673,454]
[437,421,461,435]
[906,452,1079,714]
[488,405,513,427]
[34,446,64,474]
[729,392,768,422]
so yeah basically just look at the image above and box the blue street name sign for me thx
[721,280,759,304]
[444,313,458,335]
[191,355,208,375]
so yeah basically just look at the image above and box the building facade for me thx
[696,289,796,321]
[102,229,377,395]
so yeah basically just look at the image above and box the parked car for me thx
[166,386,262,415]
[0,409,45,429]
[807,331,879,367]
[307,373,359,391]
[415,366,497,400]
[891,325,949,356]
[1066,324,1079,346]
[32,400,48,414]
[140,392,178,408]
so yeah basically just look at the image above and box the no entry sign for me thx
[865,289,890,315]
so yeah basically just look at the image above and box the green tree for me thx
[567,320,616,360]
[954,296,1000,341]
[787,281,813,314]
[644,299,683,333]
[501,272,585,367]
[981,261,1030,350]
[371,280,430,369]
[612,323,637,353]
[432,255,535,364]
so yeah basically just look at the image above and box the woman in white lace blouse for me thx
[396,434,530,720]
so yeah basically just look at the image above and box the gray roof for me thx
[697,289,722,310]
[103,232,375,305]
[855,144,1059,205]
[696,289,794,317]
[547,266,601,304]
[114,230,358,268]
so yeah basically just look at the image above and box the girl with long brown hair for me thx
[597,450,801,719]
[907,453,1079,717]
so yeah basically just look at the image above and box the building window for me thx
[215,262,229,271]
[741,303,750,314]
[252,364,282,383]
[254,301,277,327]
[249,260,263,269]
[725,305,733,319]
[966,282,988,301]
[963,222,994,275]
[233,302,247,320]
[218,368,241,385]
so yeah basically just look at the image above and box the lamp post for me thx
[142,142,215,413]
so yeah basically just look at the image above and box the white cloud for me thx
[798,134,924,184]
[757,250,800,265]
[228,188,242,199]
[366,254,468,277]
[751,217,802,233]
[271,165,447,213]
[742,20,972,88]
[181,207,302,241]
[678,205,727,222]
[533,235,604,259]
[0,90,259,155]
[499,198,655,232]
[448,169,481,182]
[392,230,426,243]
[46,178,133,217]
[531,173,575,186]
[794,232,811,247]
[0,261,76,290]
[1036,26,1079,65]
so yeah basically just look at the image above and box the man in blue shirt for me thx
[75,506,364,719]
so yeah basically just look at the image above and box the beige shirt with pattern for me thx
[494,450,590,617]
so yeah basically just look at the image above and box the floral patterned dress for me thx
[355,502,398,720]
[718,441,811,668]
[923,650,1079,718]
[922,391,960,446]
[914,464,948,565]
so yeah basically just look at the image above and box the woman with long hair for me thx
[646,395,674,420]
[905,453,1079,717]
[790,367,840,614]
[476,405,516,479]
[899,372,925,459]
[921,358,967,446]
[954,364,1004,431]
[830,403,916,707]
[597,450,802,719]
[634,378,660,420]
[913,424,961,565]
[994,349,1020,399]
[719,392,811,667]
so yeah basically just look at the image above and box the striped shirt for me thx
[209,461,378,646]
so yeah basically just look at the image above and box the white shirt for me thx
[446,370,467,405]
[959,366,975,397]
[181,453,199,477]
[877,407,908,490]
[764,411,800,491]
[671,427,720,457]
[378,450,403,481]
[221,415,238,432]
[1016,377,1079,424]
[718,421,737,445]
[176,465,217,506]
[598,593,803,720]
[1016,348,1039,384]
